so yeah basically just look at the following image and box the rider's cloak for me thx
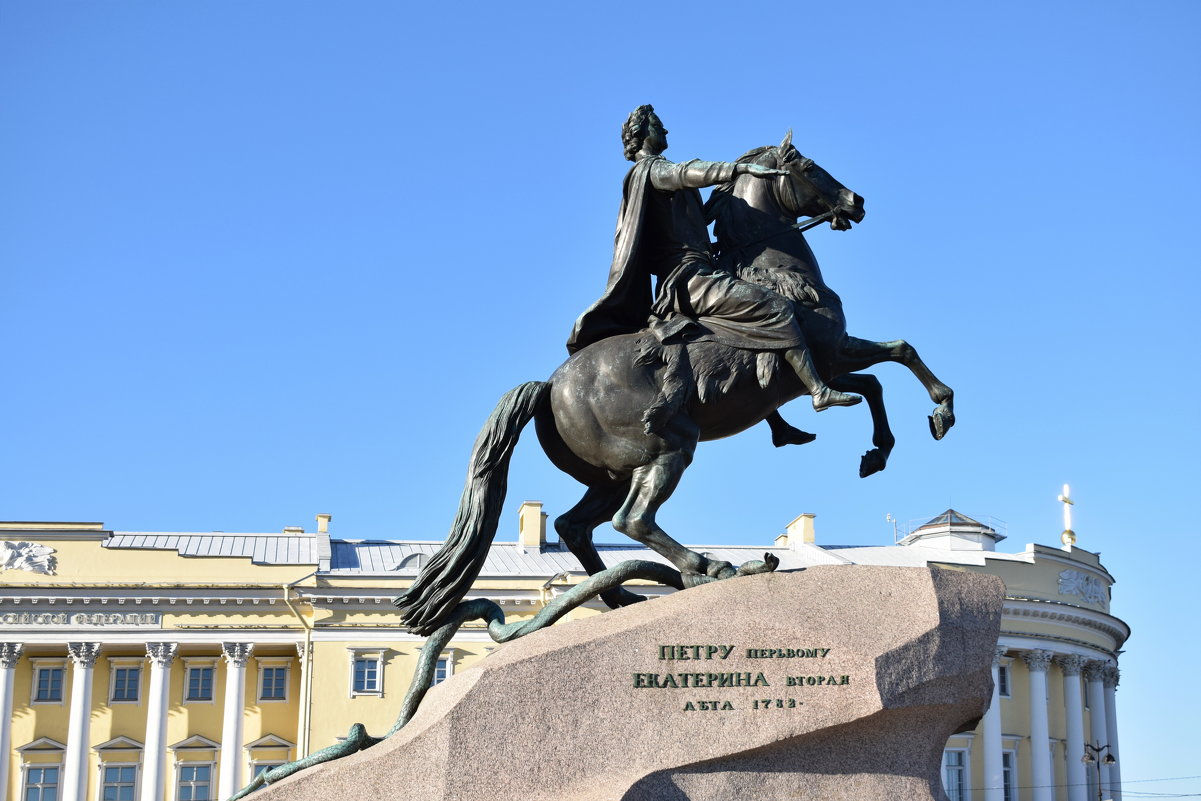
[567,155,806,356]
[566,157,659,355]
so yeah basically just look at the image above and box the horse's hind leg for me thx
[612,451,726,582]
[554,482,646,609]
[833,336,955,440]
[828,373,895,477]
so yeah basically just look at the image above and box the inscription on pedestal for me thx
[634,642,853,712]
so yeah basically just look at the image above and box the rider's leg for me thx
[766,410,816,447]
[783,346,862,412]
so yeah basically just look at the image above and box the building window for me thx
[102,764,138,801]
[33,666,64,703]
[432,658,449,686]
[185,666,214,702]
[176,763,212,801]
[252,763,283,779]
[1002,750,1017,801]
[23,765,60,801]
[997,663,1011,697]
[942,749,968,801]
[259,666,288,701]
[353,658,380,694]
[111,667,141,703]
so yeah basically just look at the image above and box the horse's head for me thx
[753,131,866,230]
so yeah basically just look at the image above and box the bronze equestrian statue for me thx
[395,106,954,636]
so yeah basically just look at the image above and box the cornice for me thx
[1002,597,1129,647]
[1022,545,1116,584]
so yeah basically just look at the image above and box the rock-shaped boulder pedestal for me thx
[258,566,1003,801]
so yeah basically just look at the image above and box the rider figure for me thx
[567,105,860,420]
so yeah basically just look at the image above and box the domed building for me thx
[0,503,1126,801]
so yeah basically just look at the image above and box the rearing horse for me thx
[709,131,955,475]
[394,135,955,635]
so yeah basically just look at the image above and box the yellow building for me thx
[0,504,1127,801]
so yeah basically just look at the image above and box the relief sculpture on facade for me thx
[0,541,57,575]
[1057,569,1108,606]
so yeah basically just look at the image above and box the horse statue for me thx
[395,133,955,636]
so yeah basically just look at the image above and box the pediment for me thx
[17,737,66,752]
[244,734,294,750]
[93,736,144,752]
[168,735,220,751]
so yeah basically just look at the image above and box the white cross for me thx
[1057,484,1075,548]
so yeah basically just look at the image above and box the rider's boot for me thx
[767,411,817,447]
[783,348,861,412]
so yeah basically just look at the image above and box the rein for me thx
[716,150,846,256]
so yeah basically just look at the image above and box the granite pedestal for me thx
[256,566,1003,801]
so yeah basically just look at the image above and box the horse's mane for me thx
[704,145,778,222]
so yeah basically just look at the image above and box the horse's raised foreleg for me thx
[828,373,895,477]
[832,336,955,440]
[554,482,646,609]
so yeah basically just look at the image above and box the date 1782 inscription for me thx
[634,644,852,712]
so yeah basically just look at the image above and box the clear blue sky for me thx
[2,1,1198,794]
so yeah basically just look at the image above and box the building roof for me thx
[916,509,994,531]
[105,531,317,565]
[92,507,1089,581]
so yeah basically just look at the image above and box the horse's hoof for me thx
[929,404,955,440]
[859,449,888,478]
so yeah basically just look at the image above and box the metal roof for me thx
[101,527,1032,575]
[326,539,847,576]
[916,509,993,531]
[105,532,317,565]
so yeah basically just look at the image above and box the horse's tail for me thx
[394,380,551,636]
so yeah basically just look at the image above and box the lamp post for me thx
[1082,743,1116,801]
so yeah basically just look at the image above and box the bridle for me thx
[715,148,849,256]
[774,149,849,233]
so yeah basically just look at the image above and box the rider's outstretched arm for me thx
[649,159,787,192]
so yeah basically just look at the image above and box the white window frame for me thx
[256,658,291,703]
[997,660,1012,698]
[182,659,217,705]
[30,659,66,705]
[432,656,452,686]
[98,761,141,801]
[108,658,143,705]
[175,760,215,801]
[942,747,970,801]
[22,762,63,801]
[347,648,386,698]
[421,647,456,687]
[251,761,285,779]
[1001,748,1017,801]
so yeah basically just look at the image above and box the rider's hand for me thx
[737,163,789,178]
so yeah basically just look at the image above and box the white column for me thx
[218,643,253,801]
[981,646,1005,801]
[295,641,311,757]
[0,643,24,801]
[1084,660,1112,798]
[1103,666,1122,801]
[140,643,177,801]
[1022,649,1054,801]
[63,642,102,801]
[1057,654,1088,801]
